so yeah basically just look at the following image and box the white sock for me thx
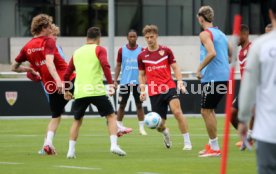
[117,121,123,129]
[110,135,117,147]
[139,121,144,129]
[209,137,220,151]
[69,140,76,153]
[162,128,169,136]
[45,131,54,145]
[183,133,191,145]
[247,129,253,139]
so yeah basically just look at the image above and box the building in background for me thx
[0,0,271,37]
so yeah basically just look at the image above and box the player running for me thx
[11,14,75,155]
[138,24,192,151]
[196,6,231,157]
[114,29,147,136]
[64,27,126,158]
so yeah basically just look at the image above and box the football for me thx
[144,112,162,129]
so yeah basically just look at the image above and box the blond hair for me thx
[198,6,214,23]
[31,14,53,36]
[142,25,158,35]
[51,24,60,36]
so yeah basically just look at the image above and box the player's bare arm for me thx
[171,63,186,93]
[11,61,36,74]
[63,58,75,100]
[114,62,122,89]
[139,70,146,101]
[45,54,63,93]
[196,31,216,79]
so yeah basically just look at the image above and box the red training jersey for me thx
[138,45,176,96]
[238,42,251,77]
[15,36,74,91]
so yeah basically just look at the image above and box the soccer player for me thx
[231,24,254,150]
[114,29,147,136]
[196,6,231,157]
[63,27,126,158]
[138,24,192,150]
[11,14,75,155]
[265,23,273,33]
[27,24,66,103]
[238,1,276,173]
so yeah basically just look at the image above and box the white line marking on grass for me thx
[56,165,101,170]
[0,134,238,137]
[1,114,228,119]
[0,162,23,165]
[137,172,160,174]
[0,134,39,137]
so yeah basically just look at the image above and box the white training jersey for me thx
[239,29,276,144]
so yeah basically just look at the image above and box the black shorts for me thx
[201,81,228,109]
[118,84,141,105]
[149,88,179,119]
[73,95,114,120]
[49,79,75,118]
[232,96,239,110]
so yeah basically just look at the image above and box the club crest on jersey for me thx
[159,50,165,56]
[5,91,18,106]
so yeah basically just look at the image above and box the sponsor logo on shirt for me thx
[145,54,150,57]
[35,60,46,66]
[125,66,138,70]
[27,47,44,55]
[147,64,167,72]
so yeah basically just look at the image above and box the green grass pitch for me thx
[0,116,256,174]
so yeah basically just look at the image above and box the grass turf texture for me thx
[0,117,256,174]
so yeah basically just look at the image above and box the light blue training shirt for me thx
[200,27,230,83]
[120,45,142,85]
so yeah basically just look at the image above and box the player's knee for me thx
[106,112,116,120]
[172,109,182,118]
[201,109,213,117]
[76,120,83,126]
